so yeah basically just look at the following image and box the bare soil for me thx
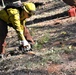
[0,0,76,75]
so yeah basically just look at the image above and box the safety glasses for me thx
[28,11,35,17]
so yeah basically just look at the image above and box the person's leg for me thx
[23,26,35,44]
[0,19,8,54]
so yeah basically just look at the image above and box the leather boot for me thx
[0,42,6,58]
[0,41,6,54]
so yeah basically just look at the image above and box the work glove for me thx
[20,40,31,51]
[0,54,5,59]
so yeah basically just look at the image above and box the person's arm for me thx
[7,8,31,50]
[7,8,25,40]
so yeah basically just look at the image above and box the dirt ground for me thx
[0,0,76,75]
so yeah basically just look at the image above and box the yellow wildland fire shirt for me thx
[0,8,26,40]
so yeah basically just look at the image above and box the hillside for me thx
[0,0,76,75]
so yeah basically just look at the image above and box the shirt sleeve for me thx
[7,8,25,40]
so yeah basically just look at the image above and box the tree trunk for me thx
[63,0,76,6]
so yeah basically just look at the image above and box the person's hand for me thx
[20,40,31,51]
